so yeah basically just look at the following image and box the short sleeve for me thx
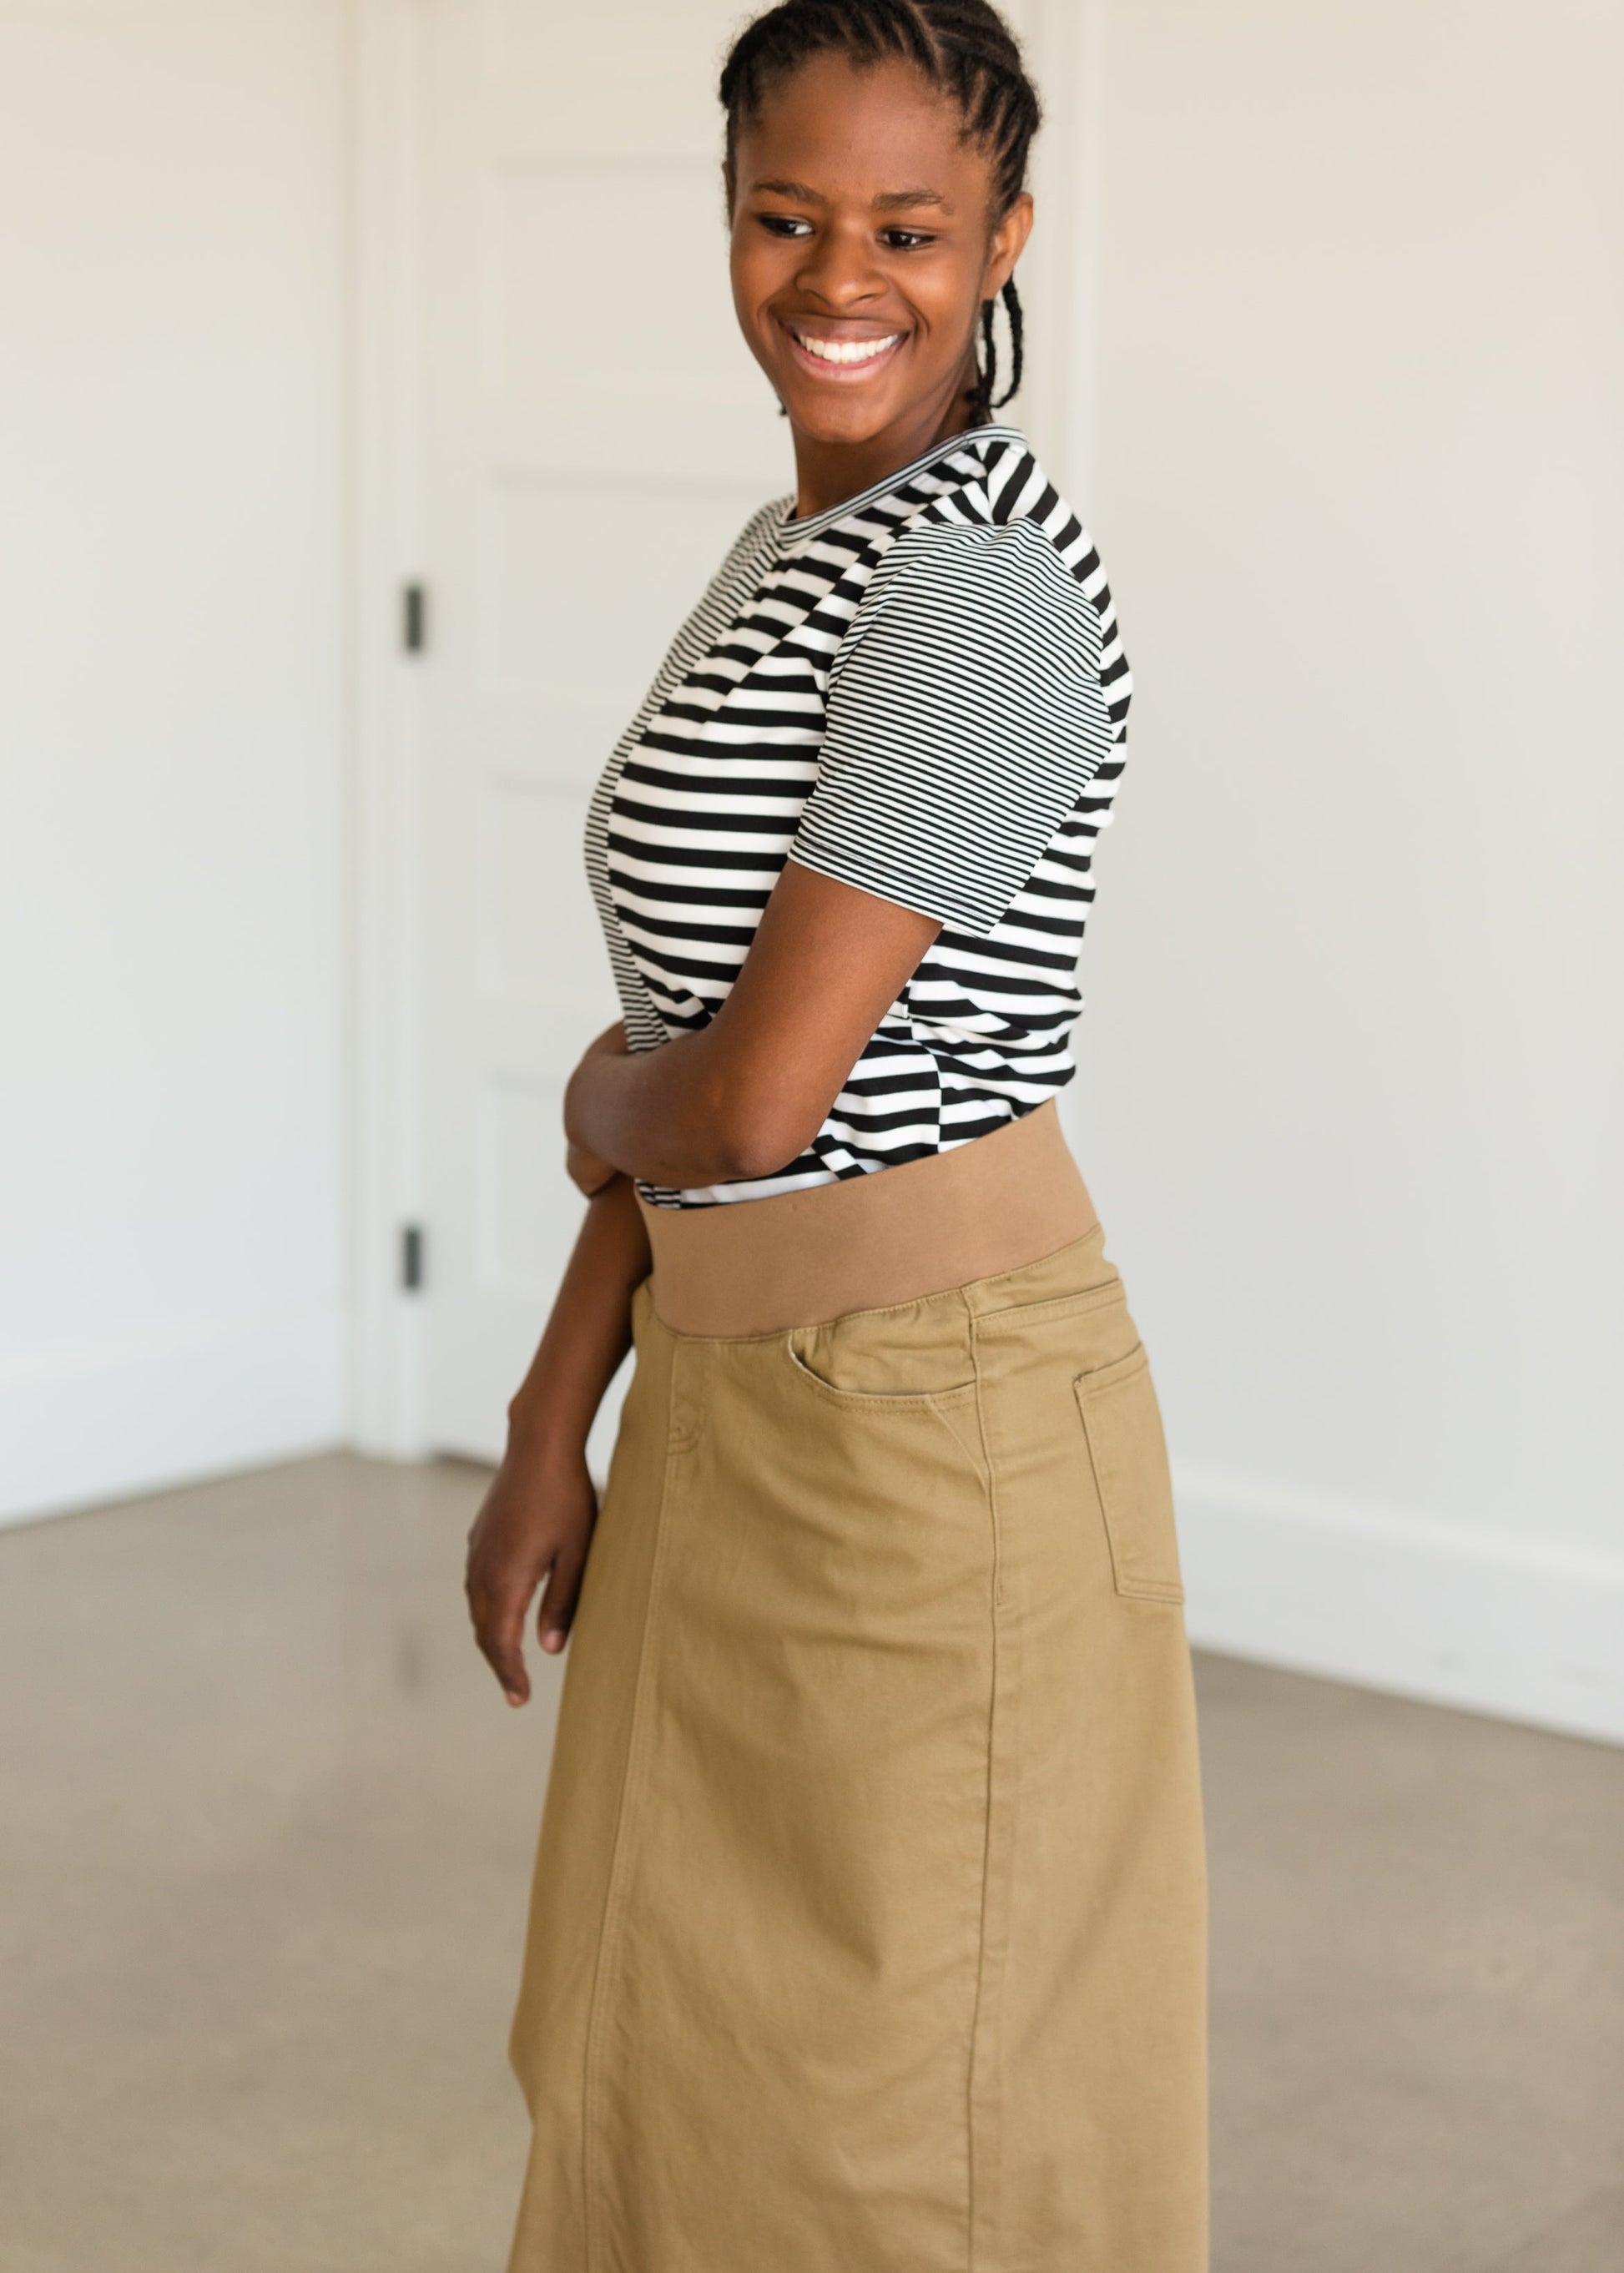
[789,517,1116,938]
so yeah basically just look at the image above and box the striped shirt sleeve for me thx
[789,517,1117,938]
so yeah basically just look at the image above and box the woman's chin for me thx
[780,386,904,447]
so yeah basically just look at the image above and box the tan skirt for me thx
[507,1119,1208,2272]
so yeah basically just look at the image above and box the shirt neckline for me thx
[775,422,1026,547]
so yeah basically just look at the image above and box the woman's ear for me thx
[985,190,1035,299]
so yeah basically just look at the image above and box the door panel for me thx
[419,0,787,1460]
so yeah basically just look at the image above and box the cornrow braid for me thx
[720,0,1040,423]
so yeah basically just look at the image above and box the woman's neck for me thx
[789,382,985,521]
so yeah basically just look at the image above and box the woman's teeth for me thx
[792,330,900,365]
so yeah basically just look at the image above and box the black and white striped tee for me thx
[583,425,1132,1208]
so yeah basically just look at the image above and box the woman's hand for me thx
[465,1432,597,1705]
[566,1018,637,1191]
[566,1142,620,1197]
[463,1174,652,1706]
[562,1026,632,1192]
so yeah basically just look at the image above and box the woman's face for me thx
[729,53,1032,450]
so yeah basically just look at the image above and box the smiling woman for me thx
[727,28,1033,490]
[466,6,1208,2270]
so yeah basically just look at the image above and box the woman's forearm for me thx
[506,1173,652,1459]
[563,863,941,1191]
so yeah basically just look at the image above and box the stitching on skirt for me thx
[578,1370,686,2270]
[965,1293,1002,2272]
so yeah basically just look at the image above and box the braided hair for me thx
[720,0,1041,424]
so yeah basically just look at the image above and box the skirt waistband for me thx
[637,1102,1099,1338]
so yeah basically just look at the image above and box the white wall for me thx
[4,0,1617,1747]
[0,1,349,1520]
[1052,0,1624,1739]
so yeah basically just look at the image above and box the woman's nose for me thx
[795,223,884,308]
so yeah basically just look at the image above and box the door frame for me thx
[341,0,1097,1458]
[346,0,431,1457]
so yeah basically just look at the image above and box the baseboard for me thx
[1176,1467,1624,1748]
[0,1307,349,1526]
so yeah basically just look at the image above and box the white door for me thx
[415,0,789,1461]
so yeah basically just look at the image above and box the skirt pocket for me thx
[1072,1344,1185,1605]
[784,1300,979,1408]
[784,1339,977,1410]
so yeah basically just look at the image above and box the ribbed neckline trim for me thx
[774,422,1026,548]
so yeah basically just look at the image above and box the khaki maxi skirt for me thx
[507,1123,1207,2273]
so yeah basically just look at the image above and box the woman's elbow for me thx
[709,1091,823,1185]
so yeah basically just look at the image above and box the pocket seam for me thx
[1074,1337,1158,1397]
[1072,1356,1186,1605]
[784,1340,979,1413]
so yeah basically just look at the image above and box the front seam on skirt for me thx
[578,1346,688,2273]
[965,1292,1001,2270]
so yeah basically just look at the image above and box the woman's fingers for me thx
[537,1533,590,1655]
[468,1567,537,1706]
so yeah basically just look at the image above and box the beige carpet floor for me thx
[1,1452,1619,2271]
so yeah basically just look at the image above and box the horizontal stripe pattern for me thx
[582,427,1132,1208]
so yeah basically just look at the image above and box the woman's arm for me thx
[464,1173,651,1703]
[564,861,940,1191]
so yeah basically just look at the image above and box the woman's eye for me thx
[758,213,814,239]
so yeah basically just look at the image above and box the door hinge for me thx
[400,1222,425,1293]
[401,582,427,654]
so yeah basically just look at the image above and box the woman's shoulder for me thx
[880,507,1087,592]
[876,442,1103,606]
[846,436,1127,677]
[855,504,1099,660]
